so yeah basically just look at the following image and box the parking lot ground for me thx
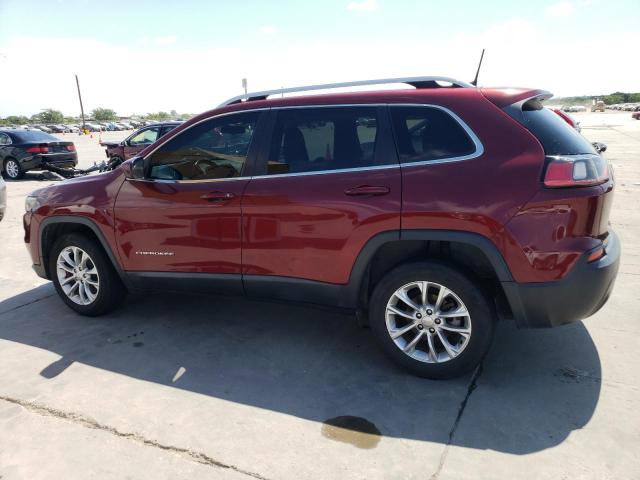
[1,113,639,479]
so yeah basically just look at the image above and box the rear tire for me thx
[49,233,126,316]
[369,261,495,379]
[3,158,23,180]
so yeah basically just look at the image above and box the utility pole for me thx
[75,74,86,130]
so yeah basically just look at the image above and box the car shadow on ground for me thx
[0,284,601,454]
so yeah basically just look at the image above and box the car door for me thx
[123,126,161,159]
[241,105,401,299]
[114,110,265,293]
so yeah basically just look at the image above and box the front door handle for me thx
[344,185,390,196]
[200,191,235,202]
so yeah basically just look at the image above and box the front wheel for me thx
[50,234,126,316]
[369,261,495,379]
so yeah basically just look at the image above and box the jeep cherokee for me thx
[23,77,620,379]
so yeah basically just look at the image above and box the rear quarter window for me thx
[389,106,478,163]
[505,100,596,155]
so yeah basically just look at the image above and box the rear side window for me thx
[265,107,384,175]
[505,99,596,155]
[390,106,477,163]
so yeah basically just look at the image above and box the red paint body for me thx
[24,87,615,292]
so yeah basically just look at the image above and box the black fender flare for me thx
[38,215,129,287]
[343,229,514,308]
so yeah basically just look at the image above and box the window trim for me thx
[138,103,483,183]
[388,104,484,168]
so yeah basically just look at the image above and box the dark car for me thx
[23,76,619,379]
[0,129,77,180]
[100,122,181,163]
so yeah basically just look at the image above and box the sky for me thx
[0,0,638,117]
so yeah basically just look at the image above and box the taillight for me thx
[543,154,609,188]
[66,144,76,152]
[25,145,49,154]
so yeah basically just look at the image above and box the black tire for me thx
[369,261,495,379]
[49,233,126,316]
[3,158,23,180]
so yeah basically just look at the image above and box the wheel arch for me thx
[347,230,515,318]
[39,216,128,287]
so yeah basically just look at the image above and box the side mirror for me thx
[129,157,146,179]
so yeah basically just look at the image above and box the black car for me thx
[0,129,78,180]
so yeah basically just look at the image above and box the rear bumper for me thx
[21,154,77,171]
[502,230,620,328]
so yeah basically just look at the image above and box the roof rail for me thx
[218,76,474,107]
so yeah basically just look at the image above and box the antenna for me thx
[471,49,485,87]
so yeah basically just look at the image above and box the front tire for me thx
[369,261,495,379]
[3,158,23,180]
[49,233,126,316]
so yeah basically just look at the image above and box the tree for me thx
[64,116,78,124]
[38,109,64,124]
[146,111,170,121]
[5,115,29,125]
[92,107,117,121]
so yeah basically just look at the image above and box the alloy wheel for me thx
[56,246,100,305]
[385,281,471,363]
[5,160,20,179]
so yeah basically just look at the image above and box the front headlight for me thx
[25,195,41,213]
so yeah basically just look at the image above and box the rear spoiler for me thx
[480,88,552,108]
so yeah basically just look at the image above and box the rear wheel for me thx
[369,261,495,379]
[3,158,23,180]
[49,233,126,316]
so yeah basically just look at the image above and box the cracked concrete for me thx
[1,113,639,479]
[0,395,269,480]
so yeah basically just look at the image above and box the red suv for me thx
[23,77,620,379]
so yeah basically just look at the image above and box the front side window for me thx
[390,106,477,163]
[0,133,11,145]
[148,112,259,181]
[266,107,382,175]
[129,127,160,146]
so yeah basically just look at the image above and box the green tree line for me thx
[555,91,640,106]
[0,108,193,126]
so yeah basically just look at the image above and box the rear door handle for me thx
[200,191,235,202]
[344,185,390,196]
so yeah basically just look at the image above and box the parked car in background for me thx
[632,111,640,120]
[591,101,605,112]
[33,125,53,133]
[24,77,619,379]
[100,121,182,162]
[0,176,5,221]
[117,122,134,130]
[47,124,70,133]
[64,124,79,133]
[549,107,581,132]
[83,123,104,132]
[0,128,77,179]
